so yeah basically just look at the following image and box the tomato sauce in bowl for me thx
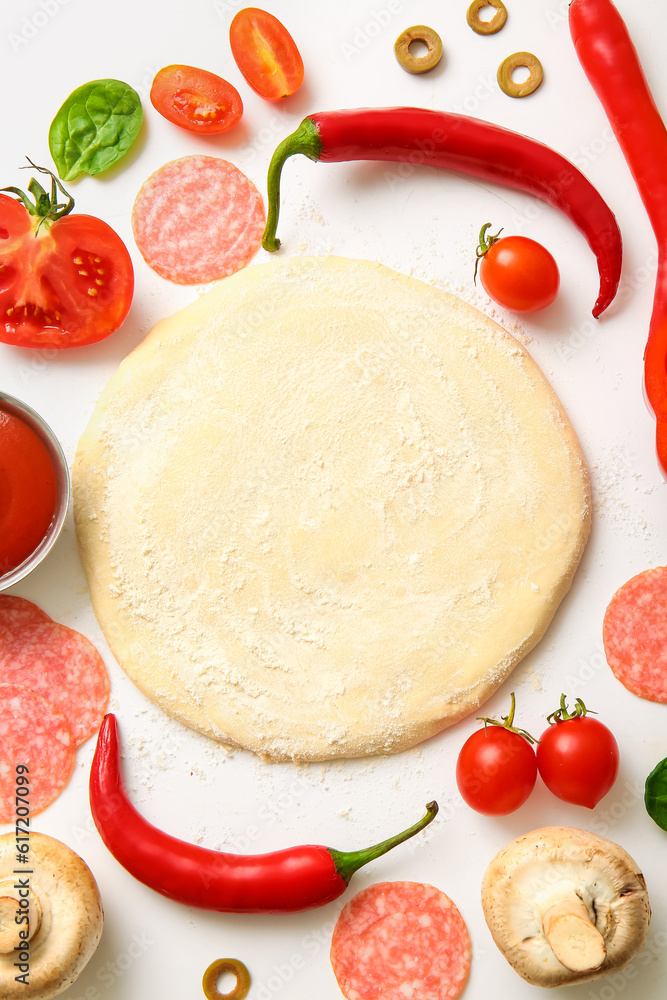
[0,393,69,589]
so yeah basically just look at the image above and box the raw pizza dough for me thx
[73,256,590,761]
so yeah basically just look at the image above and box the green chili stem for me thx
[262,117,322,252]
[330,801,438,884]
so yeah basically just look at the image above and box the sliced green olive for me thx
[497,52,544,98]
[467,0,508,36]
[394,25,443,74]
[202,958,251,1000]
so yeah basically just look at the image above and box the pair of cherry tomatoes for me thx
[456,694,619,816]
[150,8,303,136]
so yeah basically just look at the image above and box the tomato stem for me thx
[0,159,75,229]
[473,221,503,283]
[477,692,538,744]
[546,693,597,725]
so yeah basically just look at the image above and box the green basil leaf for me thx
[49,79,143,181]
[645,757,667,831]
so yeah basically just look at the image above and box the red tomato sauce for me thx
[0,408,58,575]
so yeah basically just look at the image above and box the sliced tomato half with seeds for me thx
[229,8,304,100]
[150,65,243,134]
[0,163,133,349]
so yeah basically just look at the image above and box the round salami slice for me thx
[0,684,75,822]
[131,155,265,284]
[330,881,471,1000]
[0,595,52,636]
[603,566,667,703]
[0,623,110,745]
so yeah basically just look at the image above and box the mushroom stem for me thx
[0,895,18,954]
[542,896,606,972]
[0,881,42,953]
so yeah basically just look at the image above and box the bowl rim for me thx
[0,390,71,592]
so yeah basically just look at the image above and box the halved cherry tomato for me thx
[0,165,133,349]
[150,65,243,135]
[229,8,304,100]
[456,694,538,815]
[536,696,619,808]
[475,222,560,312]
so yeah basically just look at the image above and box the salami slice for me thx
[131,155,265,284]
[603,566,667,703]
[330,881,471,1000]
[0,595,52,636]
[0,684,75,822]
[0,622,110,745]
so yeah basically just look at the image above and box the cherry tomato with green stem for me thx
[150,65,243,135]
[475,222,560,312]
[229,8,304,100]
[536,695,619,808]
[456,693,538,816]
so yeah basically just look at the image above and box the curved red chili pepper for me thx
[262,107,622,318]
[90,715,438,914]
[570,0,667,477]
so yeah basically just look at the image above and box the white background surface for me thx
[1,0,667,998]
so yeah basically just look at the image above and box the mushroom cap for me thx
[481,826,651,988]
[0,832,103,999]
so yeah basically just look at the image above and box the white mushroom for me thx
[0,832,103,999]
[481,826,651,988]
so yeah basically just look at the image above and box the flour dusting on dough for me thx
[73,257,589,761]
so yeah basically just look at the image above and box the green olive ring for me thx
[467,0,508,35]
[497,51,544,98]
[394,25,443,74]
[202,959,251,1000]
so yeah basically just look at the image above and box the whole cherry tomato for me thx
[229,8,304,100]
[456,693,537,815]
[475,222,560,312]
[150,65,243,134]
[536,695,619,808]
[0,163,133,349]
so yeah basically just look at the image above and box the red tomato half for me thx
[150,65,243,134]
[0,194,134,349]
[229,8,304,100]
[456,727,537,816]
[478,233,560,313]
[537,716,619,808]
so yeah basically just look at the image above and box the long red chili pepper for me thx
[570,0,667,477]
[90,715,438,914]
[262,107,622,318]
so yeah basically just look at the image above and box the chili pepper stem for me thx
[263,117,322,252]
[329,801,438,884]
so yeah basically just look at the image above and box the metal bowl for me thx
[0,391,70,592]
